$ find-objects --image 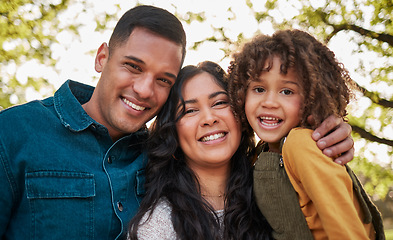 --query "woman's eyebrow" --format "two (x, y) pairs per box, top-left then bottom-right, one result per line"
(184, 99), (197, 105)
(209, 91), (228, 99)
(183, 91), (227, 106)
